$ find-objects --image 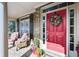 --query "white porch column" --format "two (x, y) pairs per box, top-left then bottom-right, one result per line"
(0, 2), (8, 57)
